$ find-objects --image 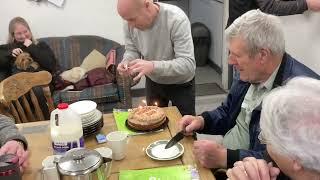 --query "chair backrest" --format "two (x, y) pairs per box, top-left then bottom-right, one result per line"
(0, 71), (54, 123)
